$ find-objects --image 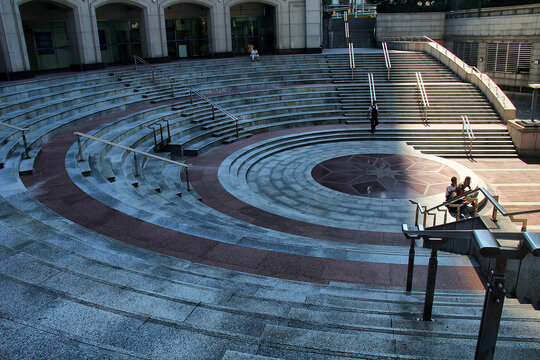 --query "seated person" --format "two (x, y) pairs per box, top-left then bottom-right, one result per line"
(456, 176), (478, 215)
(250, 48), (260, 62)
(445, 176), (459, 213)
